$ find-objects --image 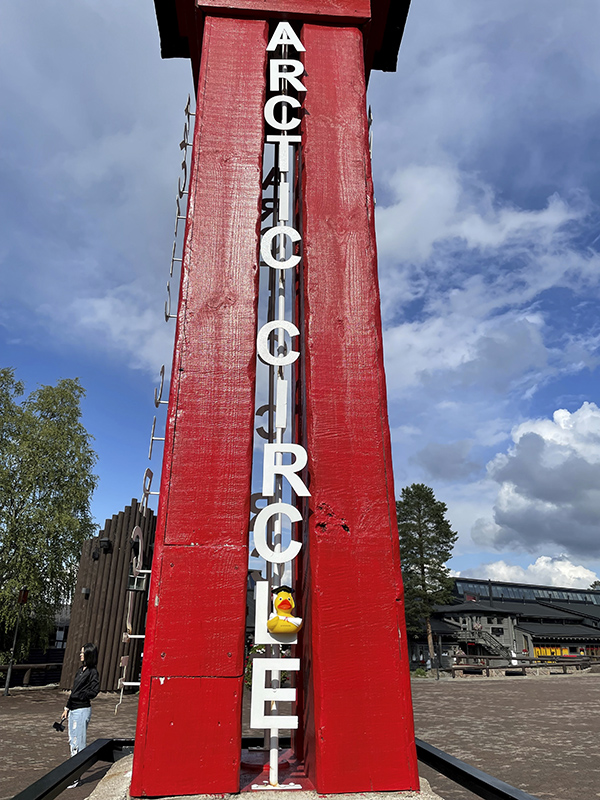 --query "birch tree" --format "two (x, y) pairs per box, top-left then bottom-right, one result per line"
(0, 369), (97, 660)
